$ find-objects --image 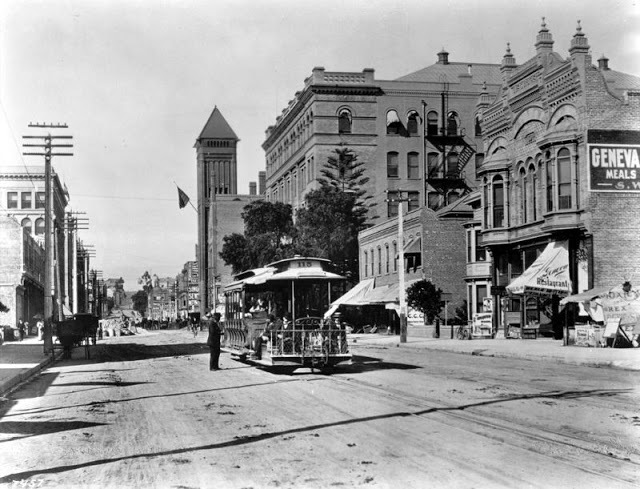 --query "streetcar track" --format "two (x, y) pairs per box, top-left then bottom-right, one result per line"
(321, 373), (640, 487)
